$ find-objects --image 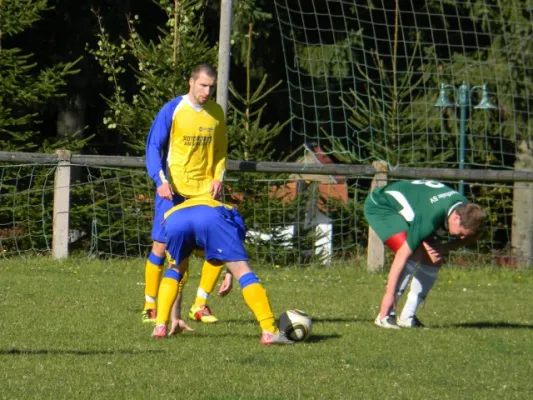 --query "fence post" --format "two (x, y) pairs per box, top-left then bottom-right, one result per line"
(53, 150), (71, 259)
(367, 160), (389, 272)
(511, 140), (533, 266)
